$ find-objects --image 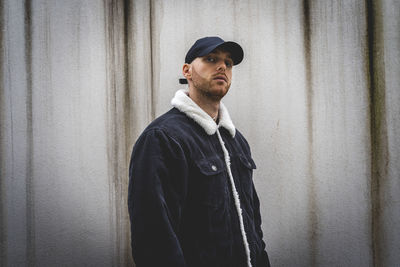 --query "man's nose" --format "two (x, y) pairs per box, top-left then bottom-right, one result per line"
(217, 62), (226, 71)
